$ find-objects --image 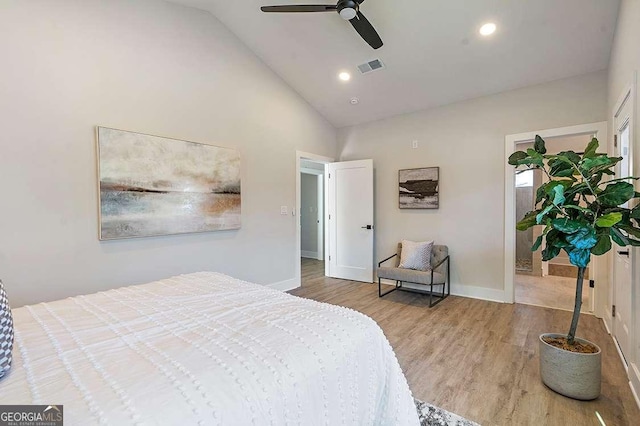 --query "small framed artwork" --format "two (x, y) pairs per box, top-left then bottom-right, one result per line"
(399, 167), (439, 209)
